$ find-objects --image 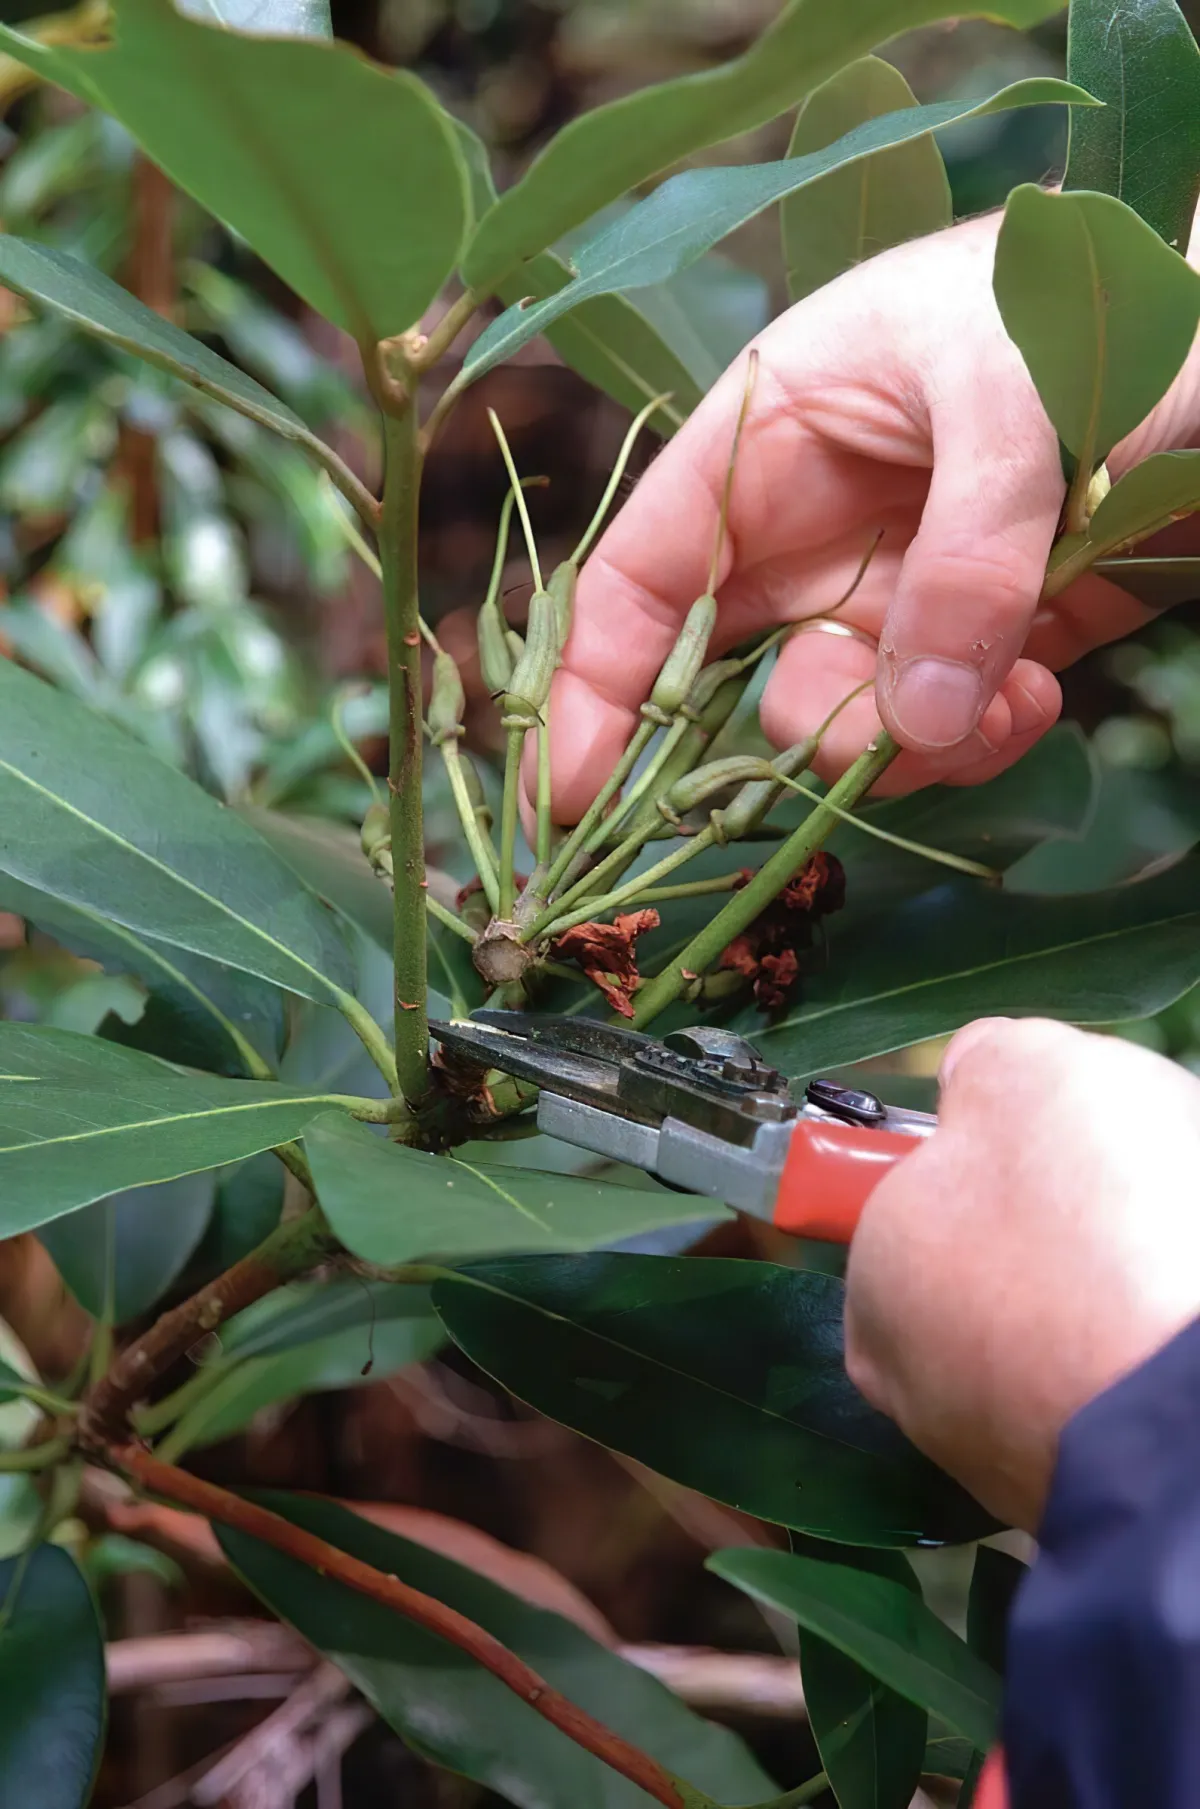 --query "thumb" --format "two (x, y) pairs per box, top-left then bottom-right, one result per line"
(877, 367), (1064, 753)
